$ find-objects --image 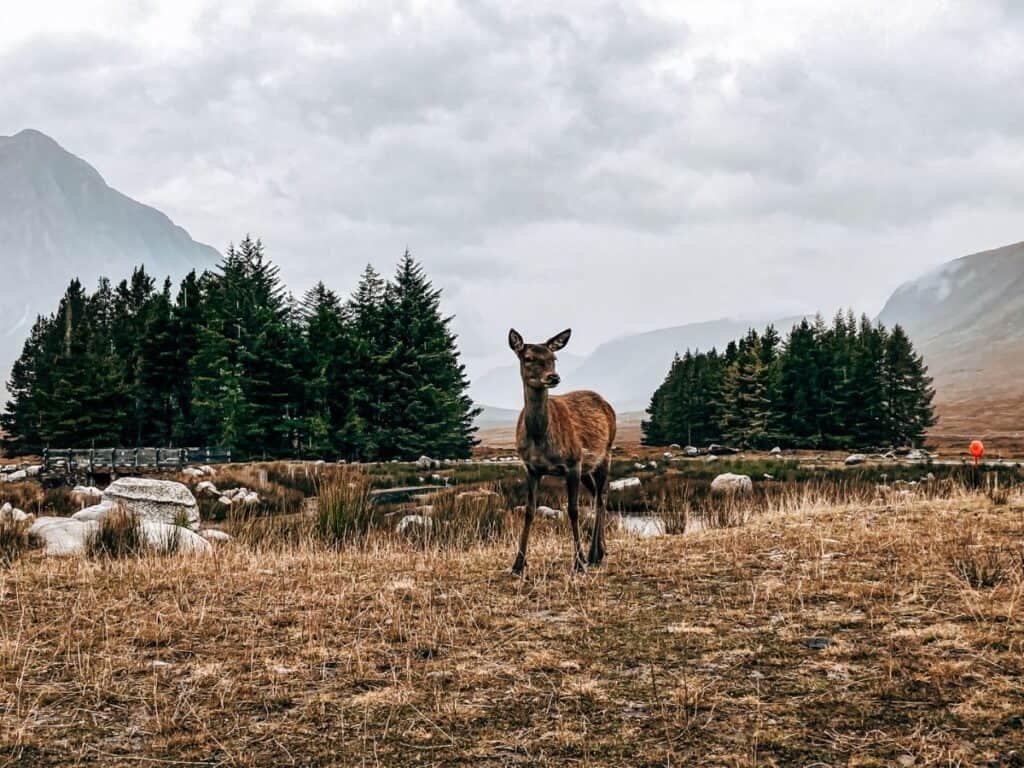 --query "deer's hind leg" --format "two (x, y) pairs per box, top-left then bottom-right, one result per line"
(587, 460), (609, 566)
